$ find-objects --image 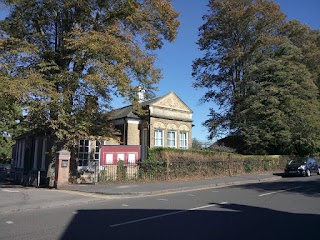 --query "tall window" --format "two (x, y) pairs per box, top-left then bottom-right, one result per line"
(78, 139), (89, 166)
(94, 141), (100, 161)
(168, 130), (176, 148)
(180, 131), (188, 149)
(154, 129), (164, 147)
